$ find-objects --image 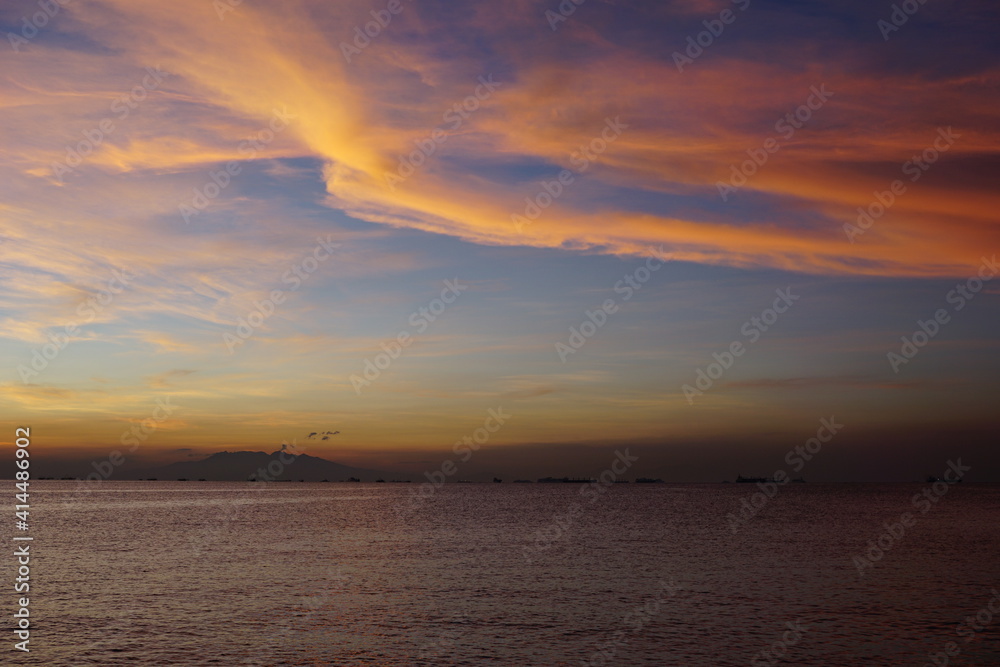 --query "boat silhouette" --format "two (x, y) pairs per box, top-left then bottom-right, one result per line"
(735, 475), (771, 483)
